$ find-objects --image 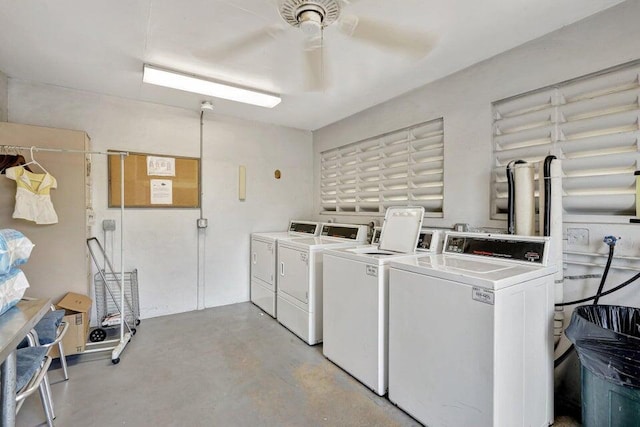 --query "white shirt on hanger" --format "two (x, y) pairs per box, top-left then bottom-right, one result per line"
(5, 165), (59, 224)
